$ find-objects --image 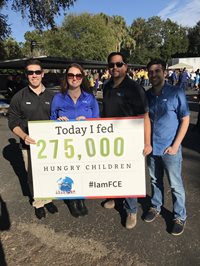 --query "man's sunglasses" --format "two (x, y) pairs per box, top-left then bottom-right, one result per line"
(108, 62), (125, 68)
(26, 70), (42, 75)
(67, 73), (83, 80)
